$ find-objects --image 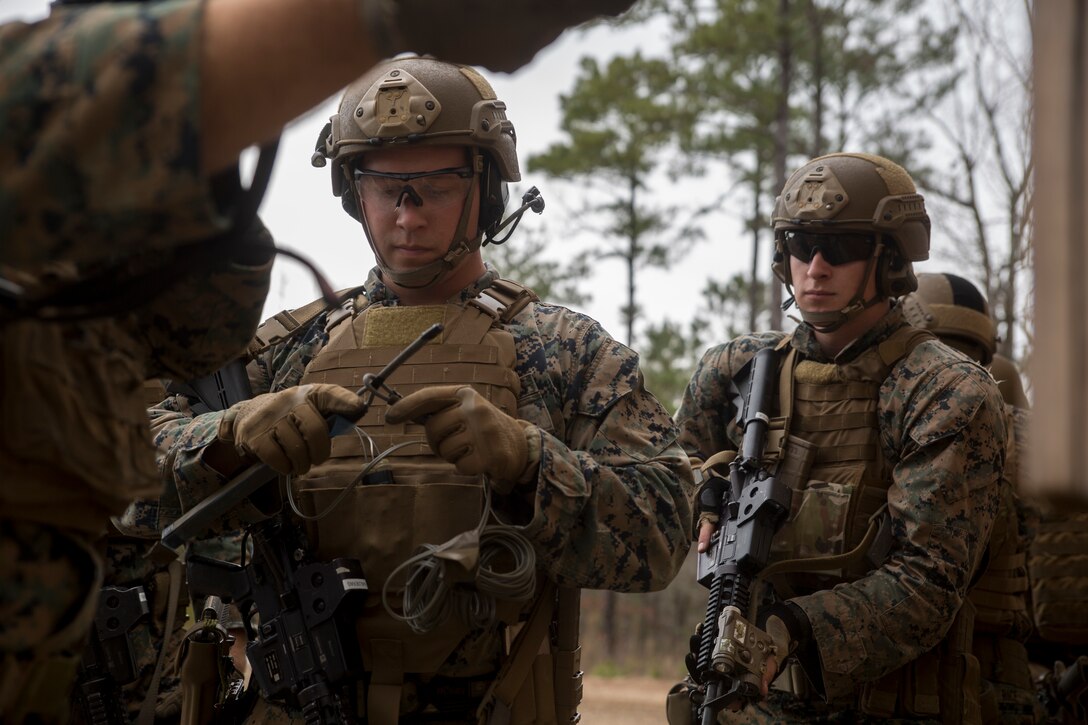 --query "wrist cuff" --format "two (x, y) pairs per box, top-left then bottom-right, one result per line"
(759, 601), (813, 651)
(516, 420), (541, 487)
(217, 408), (238, 443)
